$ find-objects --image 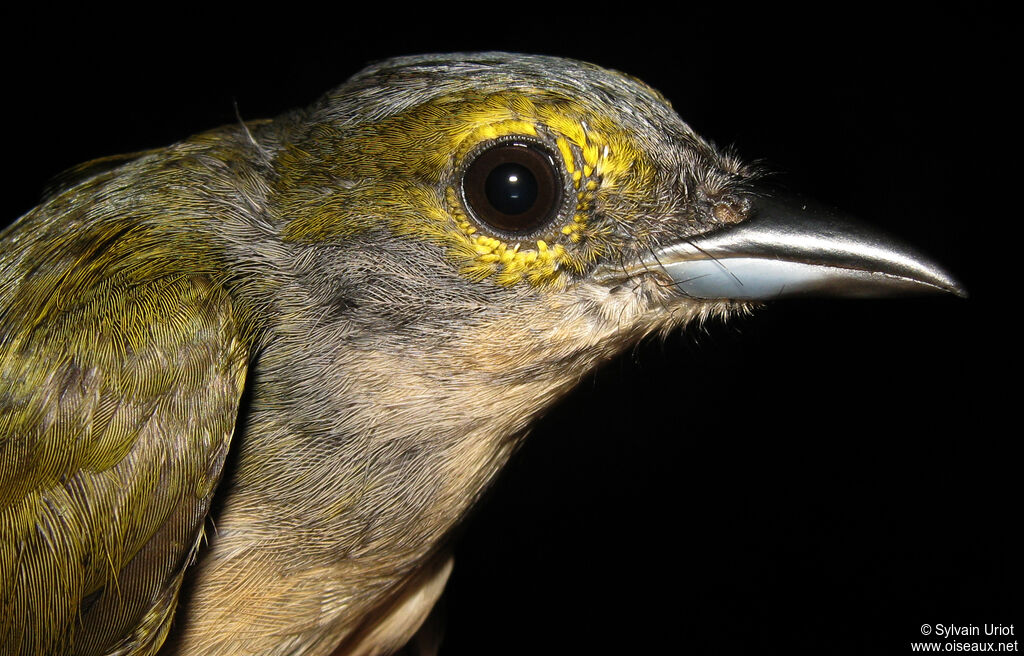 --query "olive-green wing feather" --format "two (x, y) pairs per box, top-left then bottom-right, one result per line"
(0, 216), (248, 655)
(41, 149), (165, 200)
